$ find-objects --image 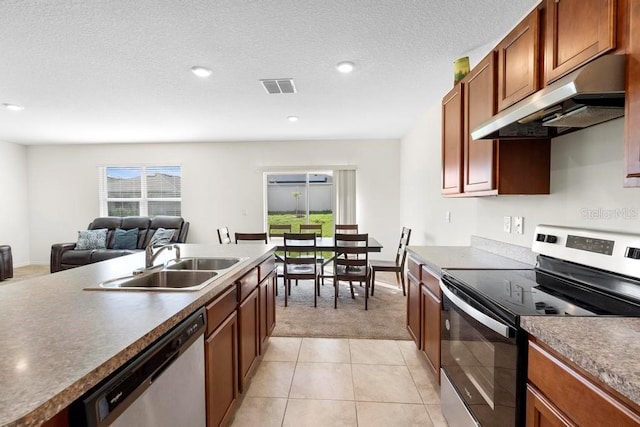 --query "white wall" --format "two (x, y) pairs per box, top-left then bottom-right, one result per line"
(0, 141), (30, 266)
(400, 102), (640, 248)
(27, 139), (400, 263)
